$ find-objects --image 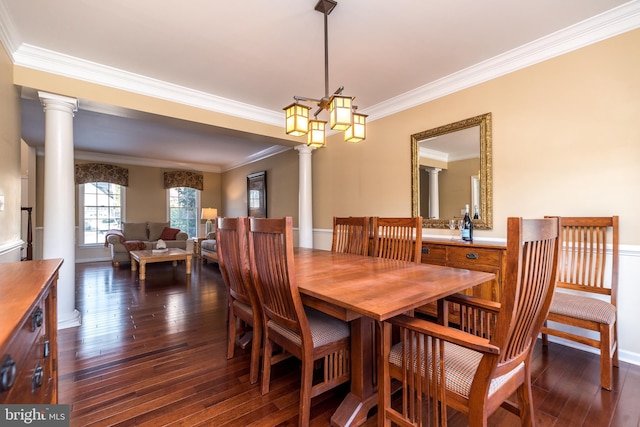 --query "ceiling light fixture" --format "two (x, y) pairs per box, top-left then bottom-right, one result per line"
(283, 0), (366, 148)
